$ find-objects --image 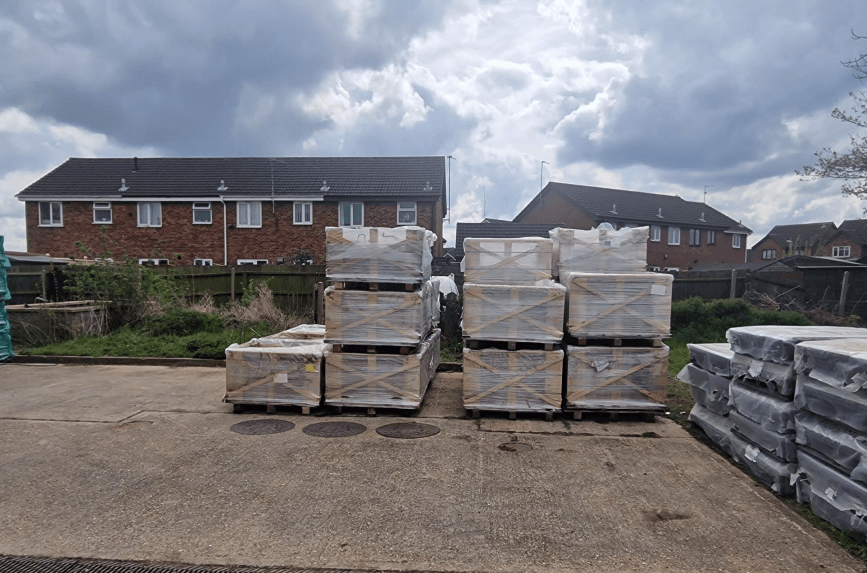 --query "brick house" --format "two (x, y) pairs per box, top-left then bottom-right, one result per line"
(16, 156), (447, 265)
(747, 222), (837, 262)
(512, 182), (751, 272)
(825, 219), (867, 261)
